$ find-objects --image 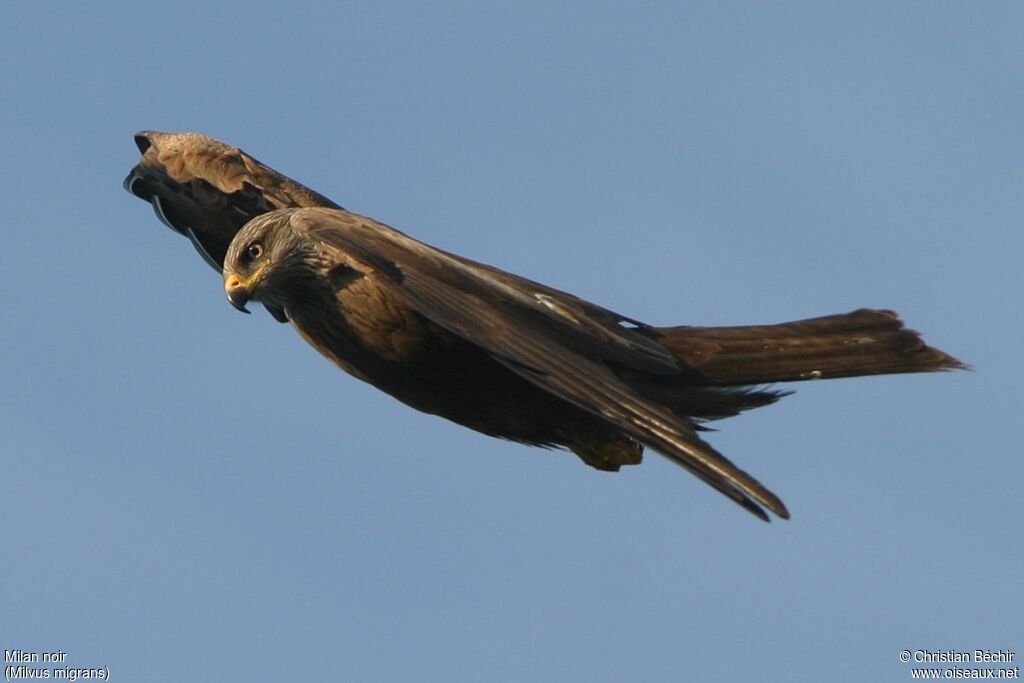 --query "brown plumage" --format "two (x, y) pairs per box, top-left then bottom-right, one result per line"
(123, 132), (339, 263)
(125, 131), (965, 521)
(123, 130), (340, 321)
